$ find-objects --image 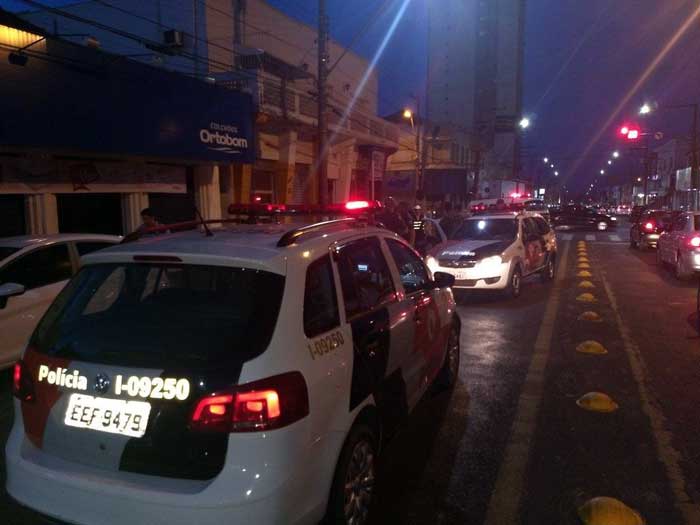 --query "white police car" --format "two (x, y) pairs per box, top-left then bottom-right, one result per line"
(6, 206), (460, 525)
(425, 211), (557, 297)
